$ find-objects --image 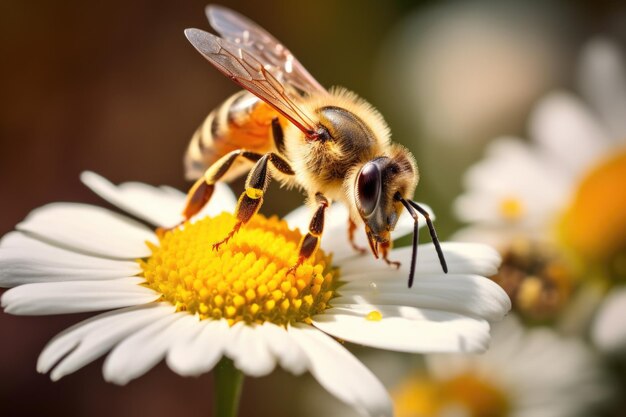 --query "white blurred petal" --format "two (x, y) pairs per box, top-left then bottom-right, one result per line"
(0, 232), (140, 287)
(37, 303), (174, 380)
(103, 312), (198, 385)
(456, 137), (570, 226)
(166, 319), (230, 376)
(257, 322), (309, 375)
(225, 322), (276, 377)
(1, 278), (159, 315)
(289, 324), (393, 417)
(530, 92), (610, 175)
(16, 203), (156, 259)
(338, 273), (510, 321)
(591, 287), (626, 353)
(578, 37), (626, 140)
(81, 171), (237, 228)
(427, 316), (612, 416)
